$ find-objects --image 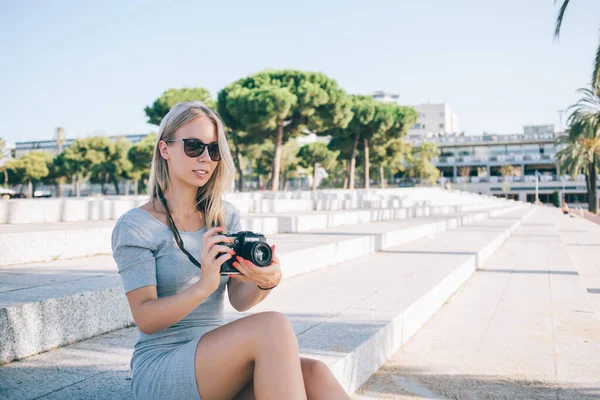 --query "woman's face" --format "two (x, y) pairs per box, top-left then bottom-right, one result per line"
(160, 116), (220, 187)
